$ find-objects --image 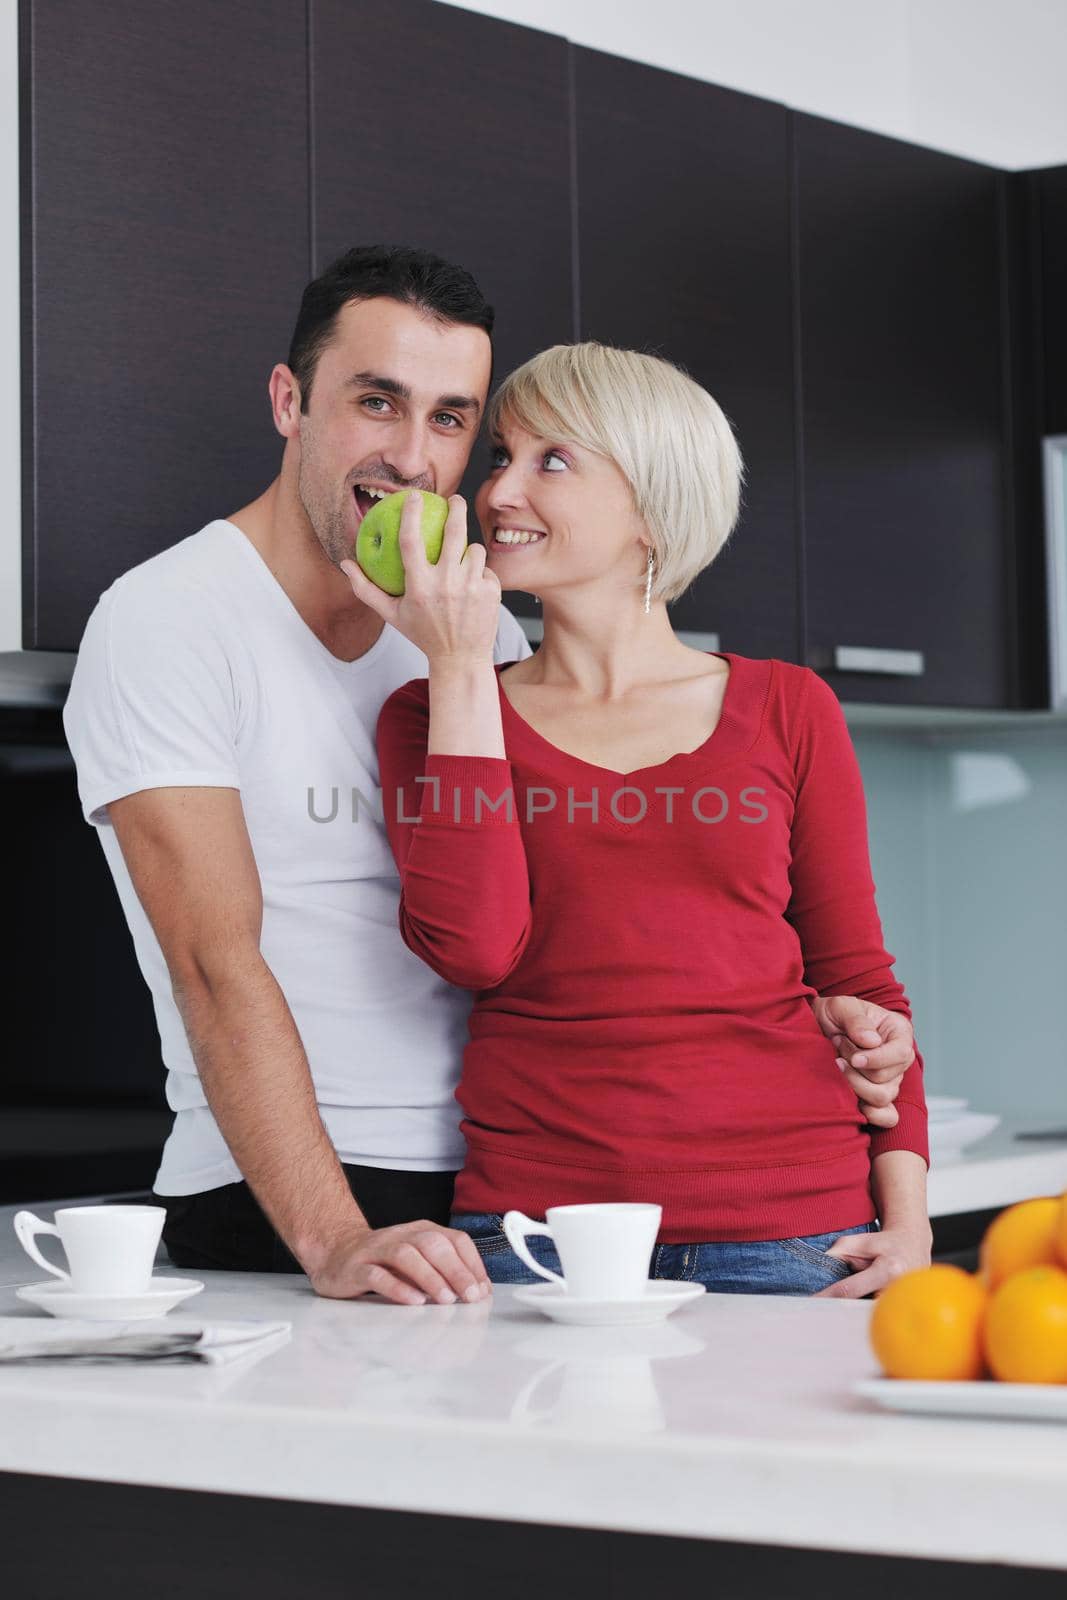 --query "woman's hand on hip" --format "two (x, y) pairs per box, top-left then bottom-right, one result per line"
(811, 1219), (934, 1300)
(340, 492), (501, 665)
